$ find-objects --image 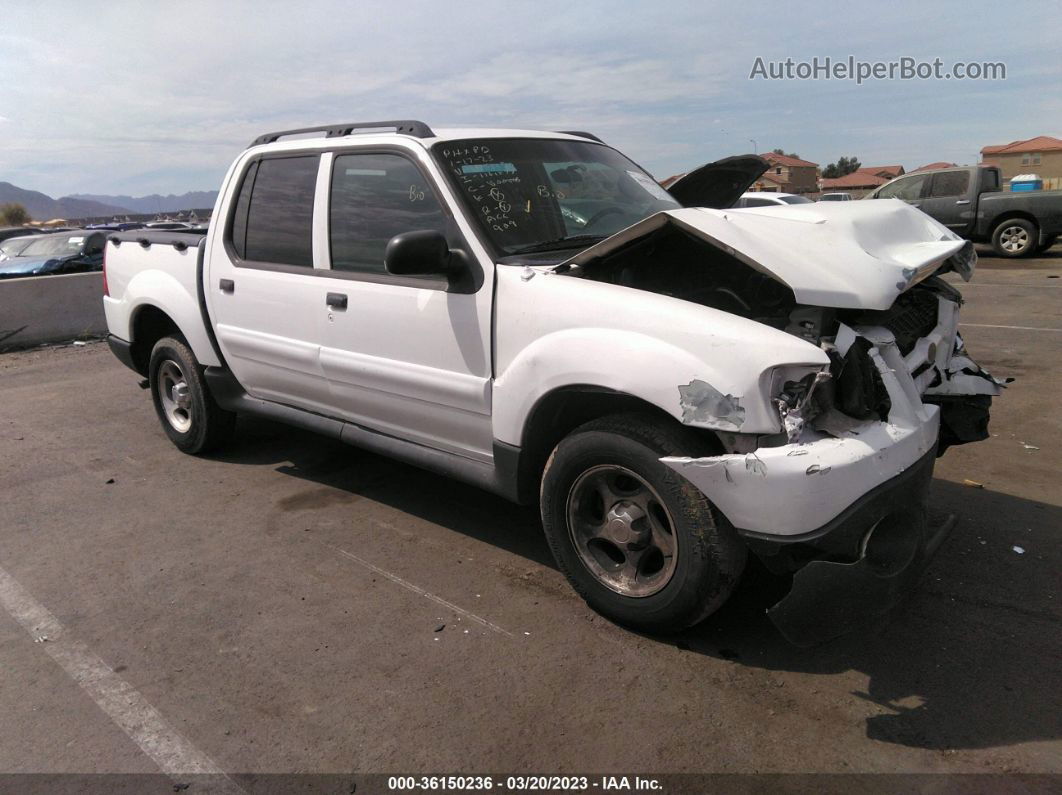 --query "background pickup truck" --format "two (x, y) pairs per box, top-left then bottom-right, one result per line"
(102, 119), (1003, 645)
(866, 164), (1062, 257)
